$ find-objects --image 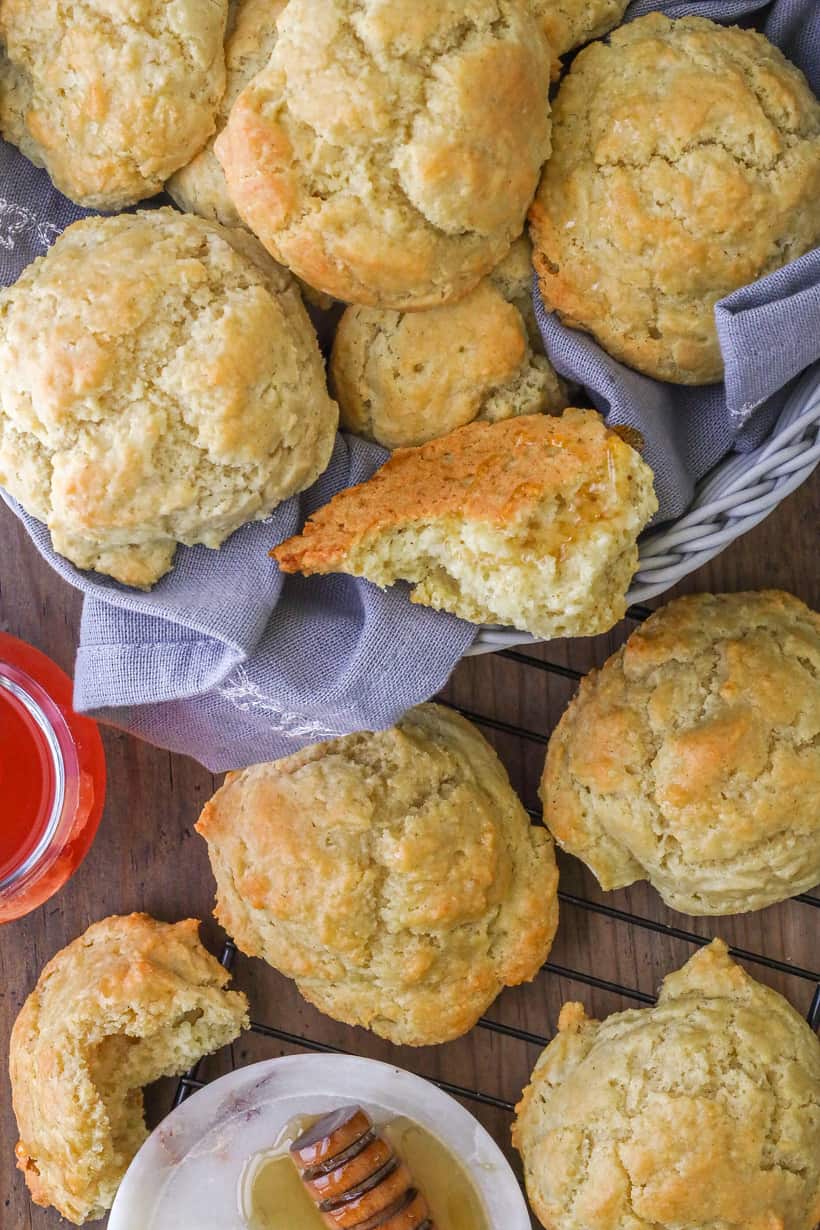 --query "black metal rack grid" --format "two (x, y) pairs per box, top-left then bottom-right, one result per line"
(173, 605), (820, 1127)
